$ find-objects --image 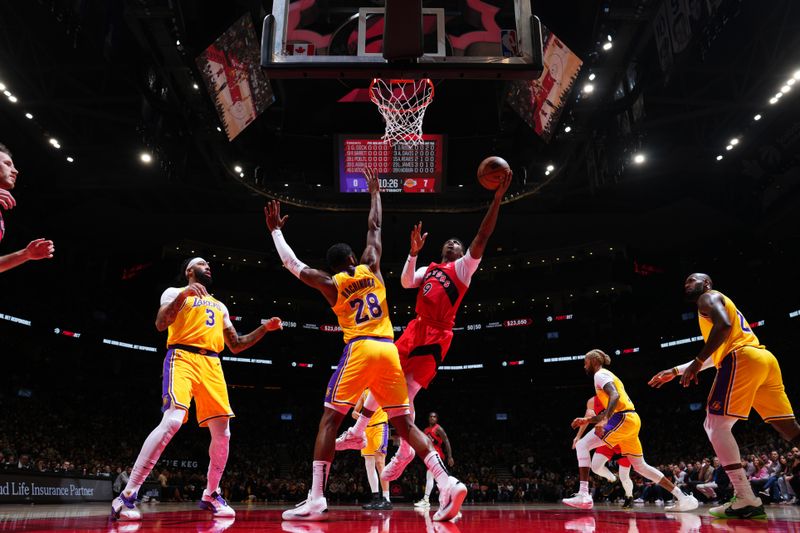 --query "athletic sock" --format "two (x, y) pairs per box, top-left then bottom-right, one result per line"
(311, 460), (330, 500)
(671, 487), (687, 500)
(727, 468), (758, 504)
(383, 490), (390, 501)
(423, 451), (450, 488)
(579, 481), (589, 495)
(353, 413), (370, 434)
